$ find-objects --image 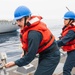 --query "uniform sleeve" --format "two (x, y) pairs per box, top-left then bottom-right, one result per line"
(57, 30), (75, 47)
(15, 31), (42, 67)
